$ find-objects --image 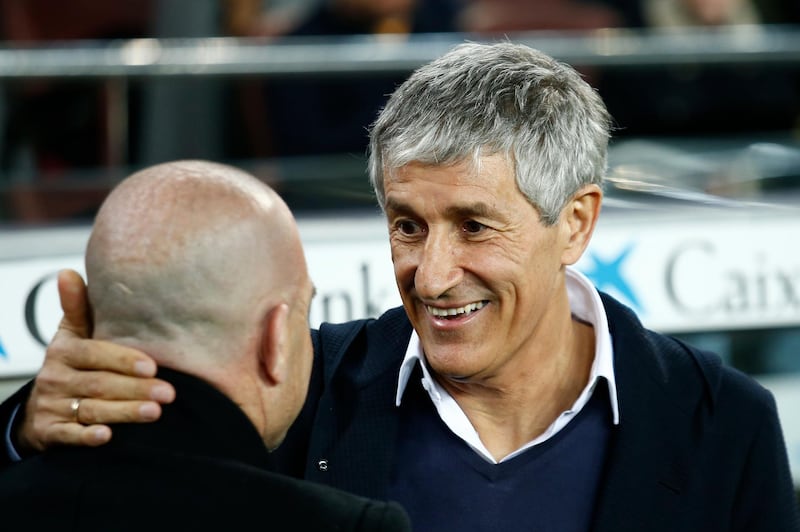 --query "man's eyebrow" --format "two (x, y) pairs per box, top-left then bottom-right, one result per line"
(384, 199), (498, 220)
(383, 197), (413, 215)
